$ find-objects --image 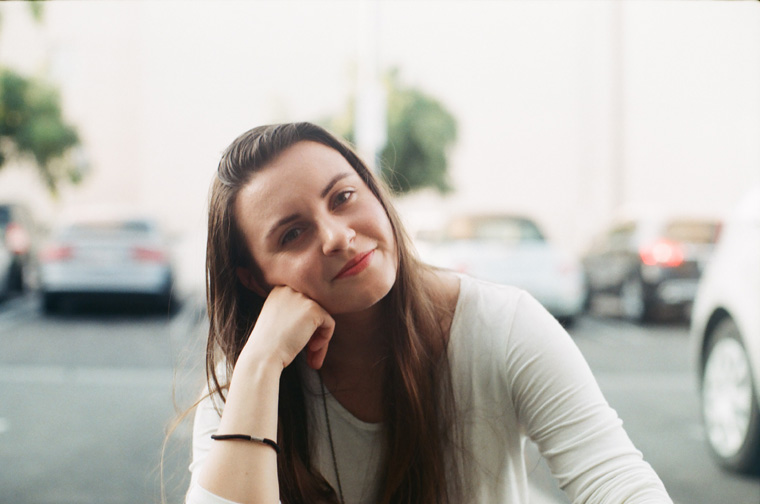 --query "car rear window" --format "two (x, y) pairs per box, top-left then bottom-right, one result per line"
(62, 220), (154, 238)
(447, 216), (545, 242)
(664, 221), (720, 244)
